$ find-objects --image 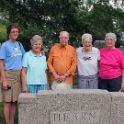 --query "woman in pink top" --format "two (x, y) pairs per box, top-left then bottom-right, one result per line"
(99, 33), (124, 92)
